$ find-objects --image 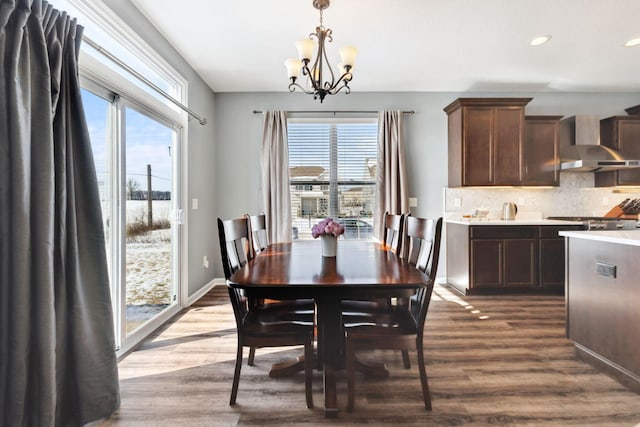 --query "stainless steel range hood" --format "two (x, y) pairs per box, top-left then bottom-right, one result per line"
(559, 115), (640, 172)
